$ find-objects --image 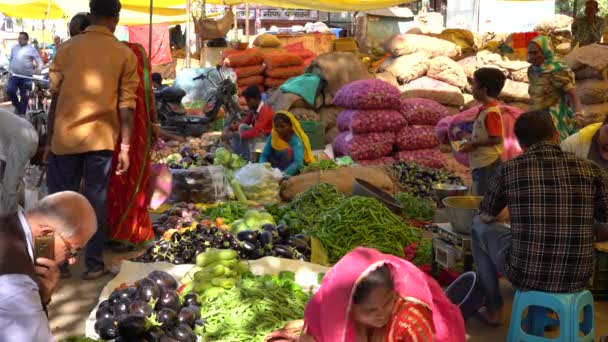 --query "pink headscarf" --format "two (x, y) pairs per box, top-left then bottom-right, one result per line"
(304, 247), (466, 342)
